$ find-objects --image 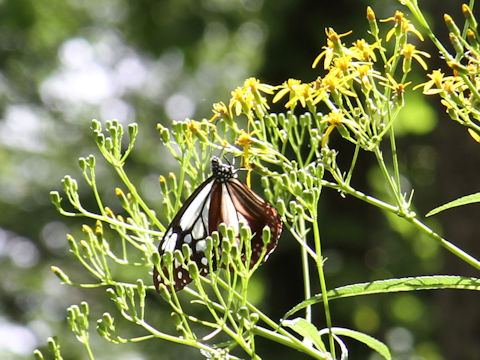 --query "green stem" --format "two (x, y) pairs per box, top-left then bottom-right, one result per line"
(253, 325), (328, 359)
(389, 127), (401, 197)
(345, 144), (360, 186)
(402, 0), (451, 60)
(138, 319), (222, 355)
(322, 181), (480, 269)
(59, 205), (163, 237)
(114, 165), (165, 232)
(299, 217), (312, 324)
(374, 147), (404, 209)
(186, 281), (327, 359)
(84, 342), (95, 360)
(409, 217), (480, 270)
(312, 217), (335, 359)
